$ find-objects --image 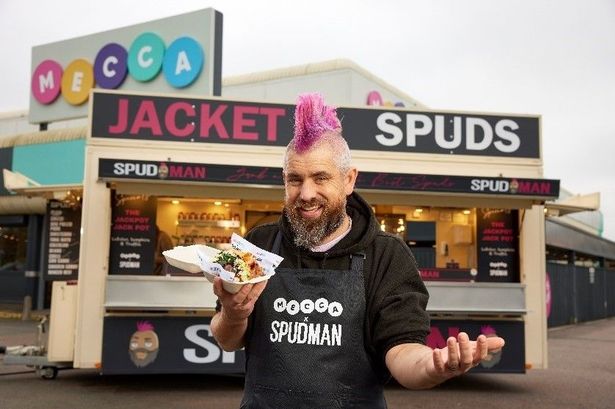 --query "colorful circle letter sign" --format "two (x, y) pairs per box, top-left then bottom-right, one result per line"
(61, 59), (94, 105)
(128, 32), (165, 82)
(366, 91), (383, 106)
(162, 36), (204, 88)
(31, 60), (63, 104)
(94, 43), (128, 89)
